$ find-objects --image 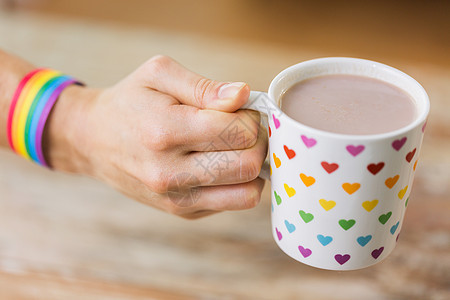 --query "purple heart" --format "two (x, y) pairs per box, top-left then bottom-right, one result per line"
(272, 114), (280, 129)
(298, 245), (312, 258)
(346, 145), (365, 157)
(392, 137), (407, 151)
(334, 254), (351, 265)
(275, 227), (282, 241)
(301, 135), (317, 148)
(371, 247), (384, 259)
